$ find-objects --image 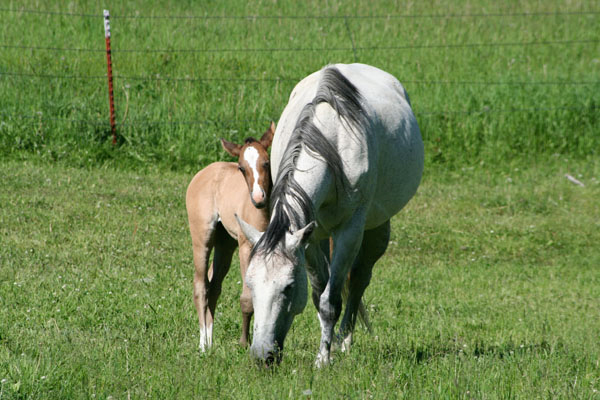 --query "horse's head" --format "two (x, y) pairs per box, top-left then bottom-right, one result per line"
(221, 122), (275, 209)
(235, 214), (315, 365)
